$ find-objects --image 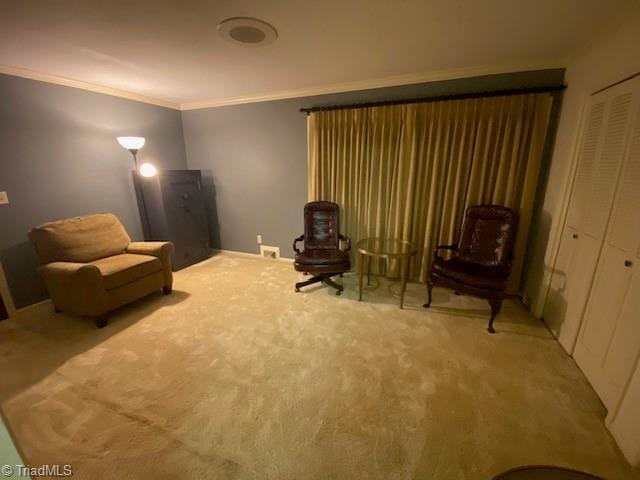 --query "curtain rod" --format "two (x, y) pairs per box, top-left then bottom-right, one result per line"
(299, 85), (566, 114)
